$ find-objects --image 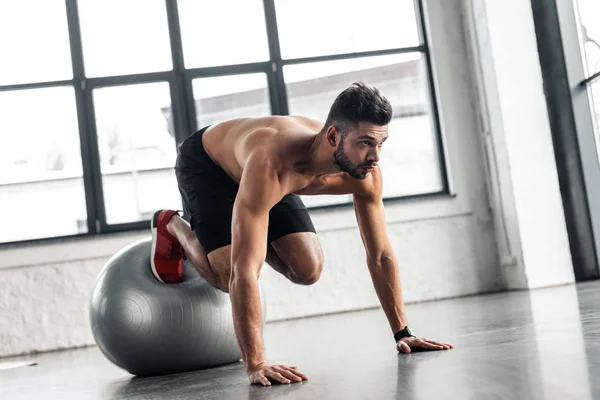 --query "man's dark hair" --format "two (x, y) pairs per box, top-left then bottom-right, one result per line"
(321, 82), (393, 136)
